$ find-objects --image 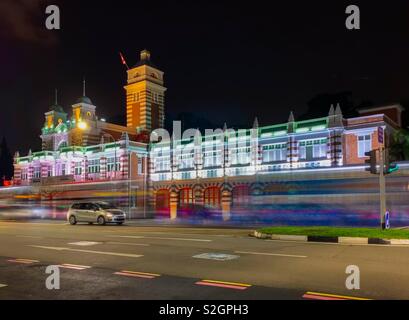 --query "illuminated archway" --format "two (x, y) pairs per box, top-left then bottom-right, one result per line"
(232, 185), (250, 206)
(203, 187), (221, 207)
(156, 189), (170, 216)
(179, 188), (194, 207)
